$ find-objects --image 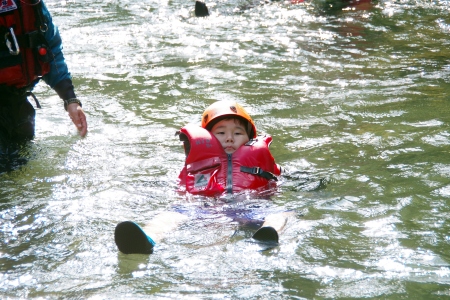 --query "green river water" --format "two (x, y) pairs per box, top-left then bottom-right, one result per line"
(1, 0), (450, 298)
